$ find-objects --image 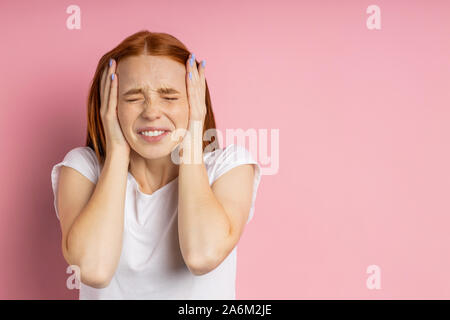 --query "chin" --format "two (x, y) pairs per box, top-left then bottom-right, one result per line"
(135, 144), (174, 159)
